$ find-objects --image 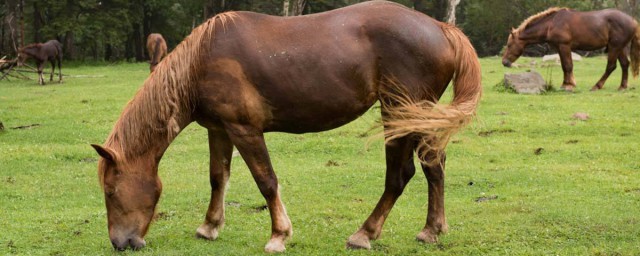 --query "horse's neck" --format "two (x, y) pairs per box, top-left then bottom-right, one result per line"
(108, 83), (195, 161)
(520, 17), (554, 42)
(24, 47), (41, 59)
